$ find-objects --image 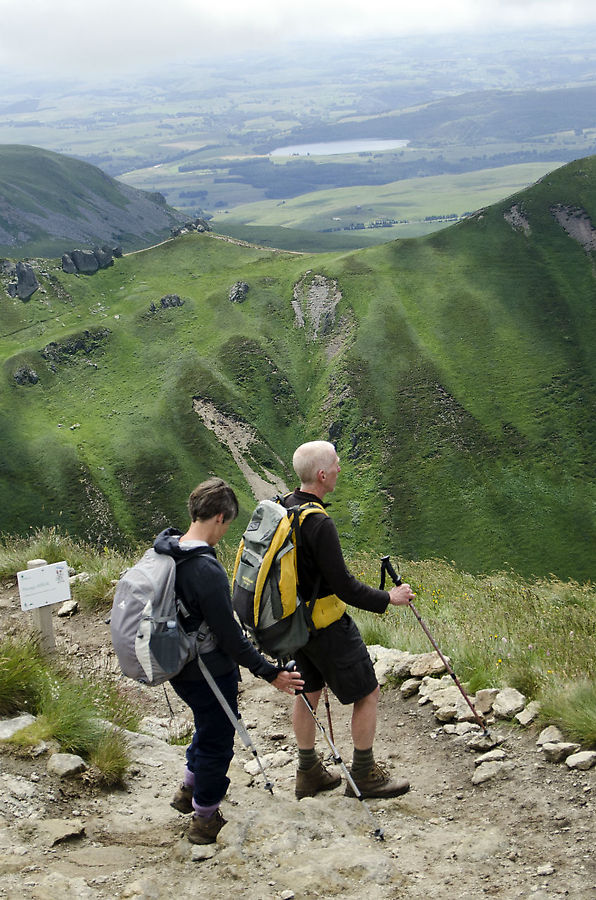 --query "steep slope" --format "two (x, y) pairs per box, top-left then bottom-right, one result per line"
(0, 145), (186, 256)
(1, 158), (595, 581)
